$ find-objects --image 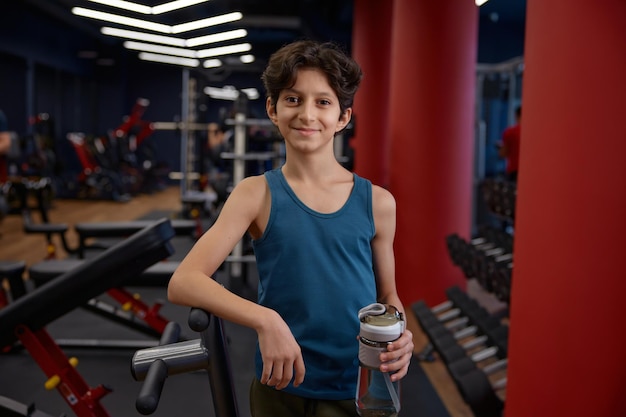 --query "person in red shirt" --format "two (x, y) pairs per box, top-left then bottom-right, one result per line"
(0, 109), (10, 183)
(498, 106), (521, 182)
